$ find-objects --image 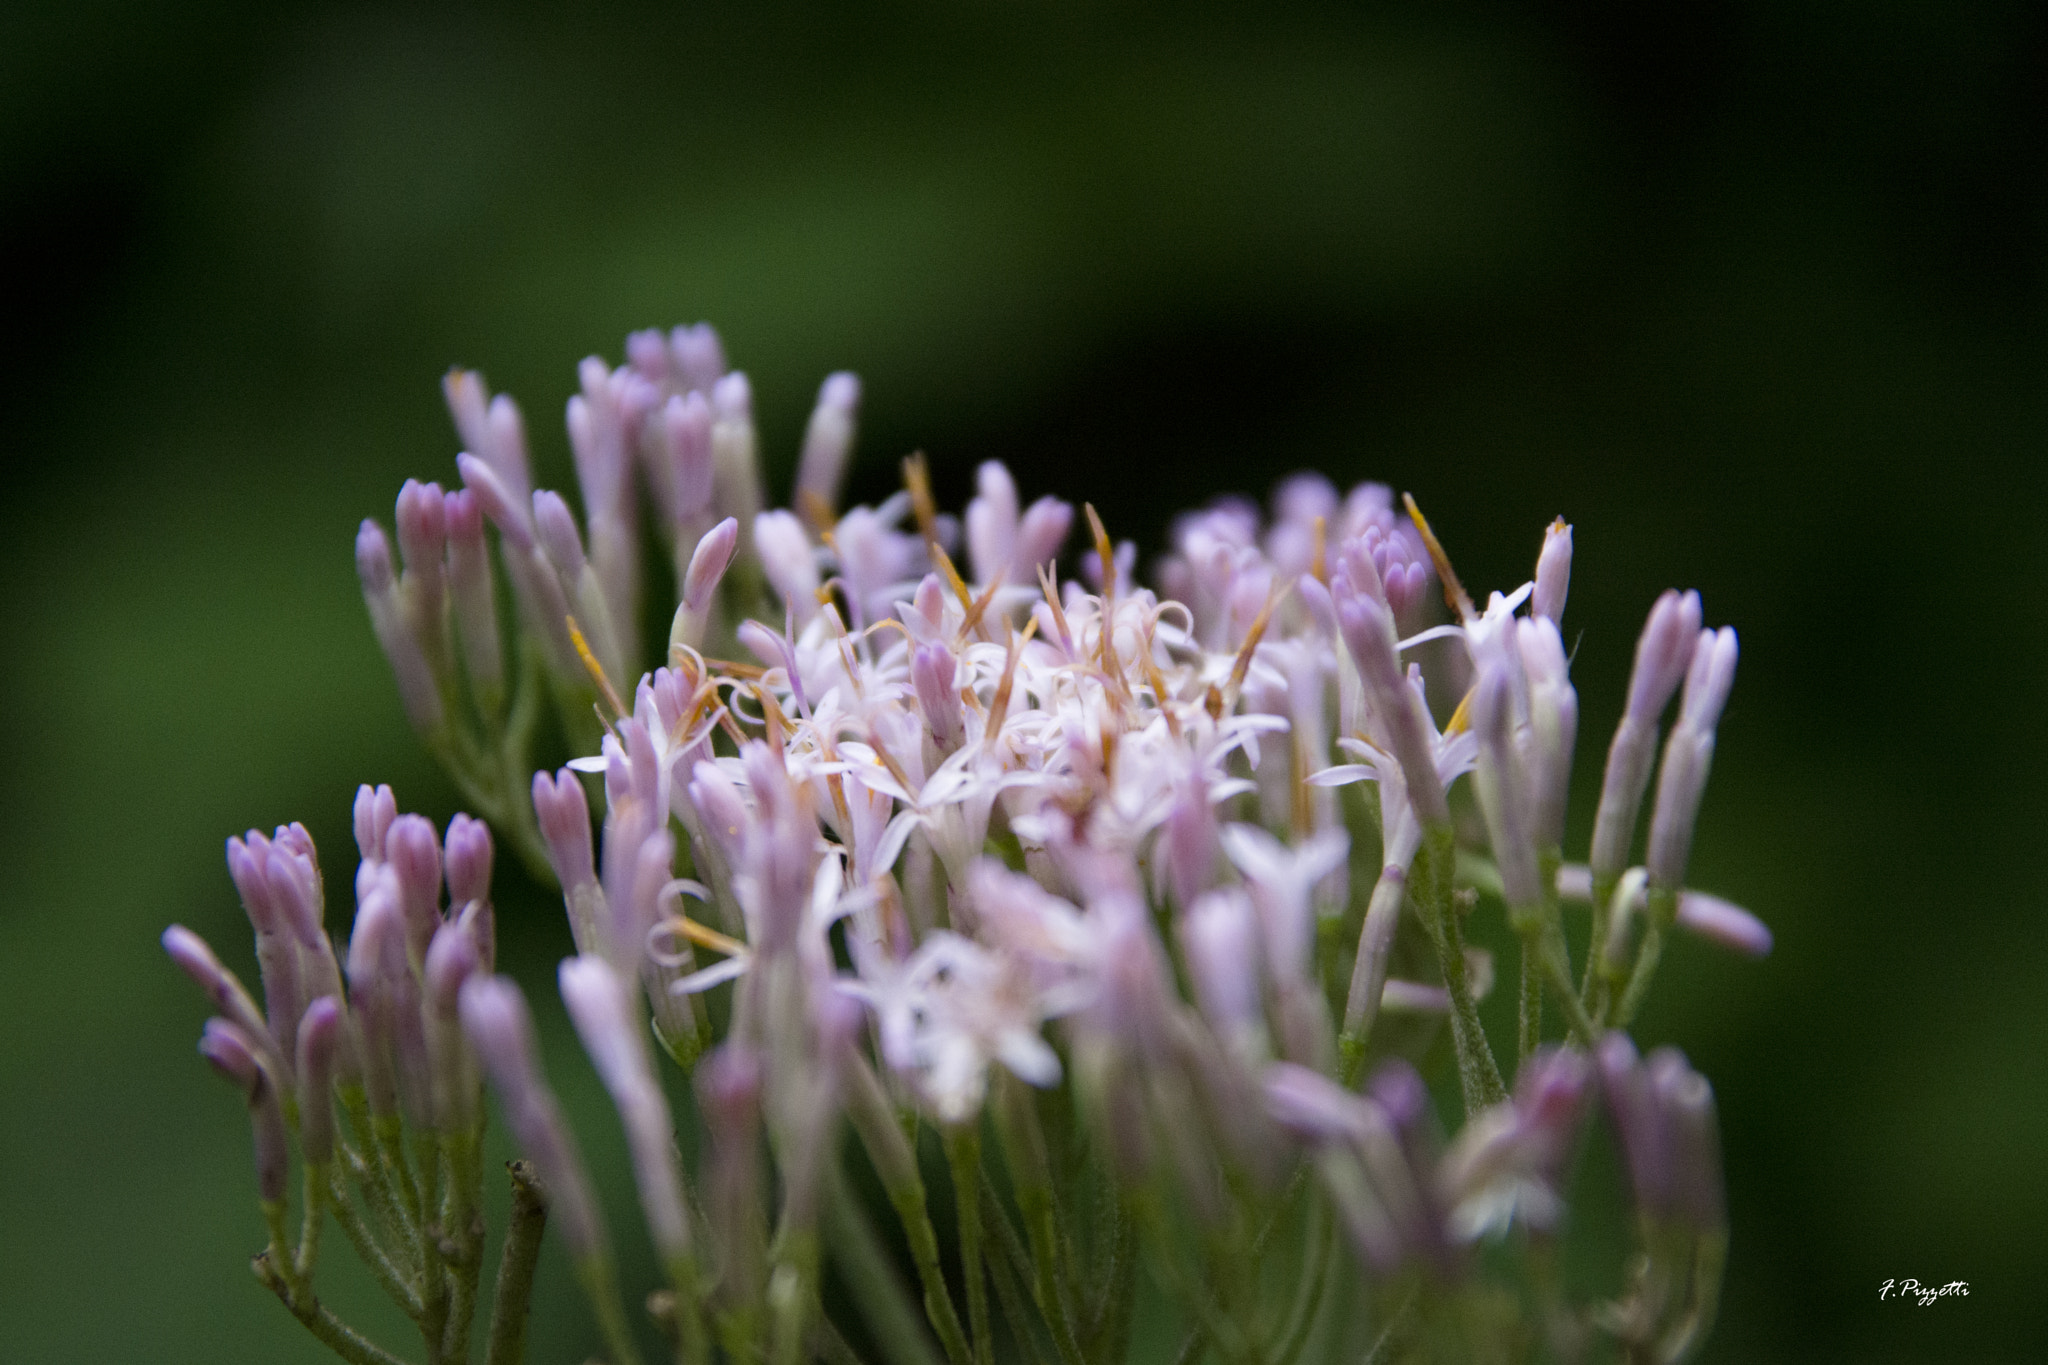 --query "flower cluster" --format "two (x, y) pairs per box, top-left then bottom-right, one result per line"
(169, 323), (1767, 1365)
